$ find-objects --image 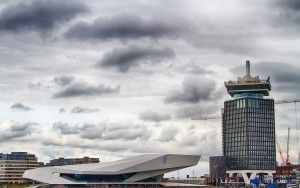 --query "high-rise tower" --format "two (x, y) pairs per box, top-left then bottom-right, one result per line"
(222, 61), (276, 182)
